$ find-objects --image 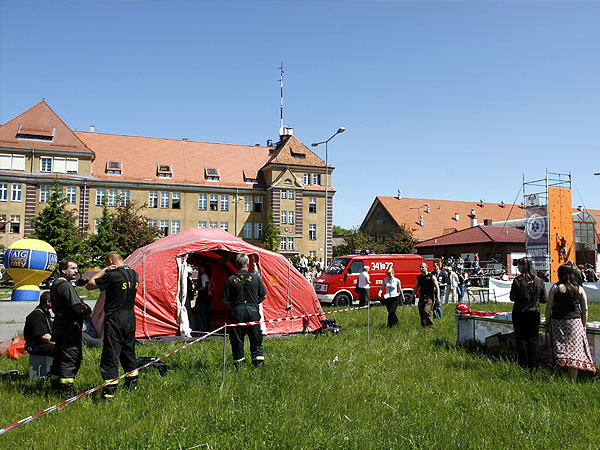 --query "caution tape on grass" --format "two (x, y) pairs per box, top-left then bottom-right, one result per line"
(0, 304), (370, 435)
